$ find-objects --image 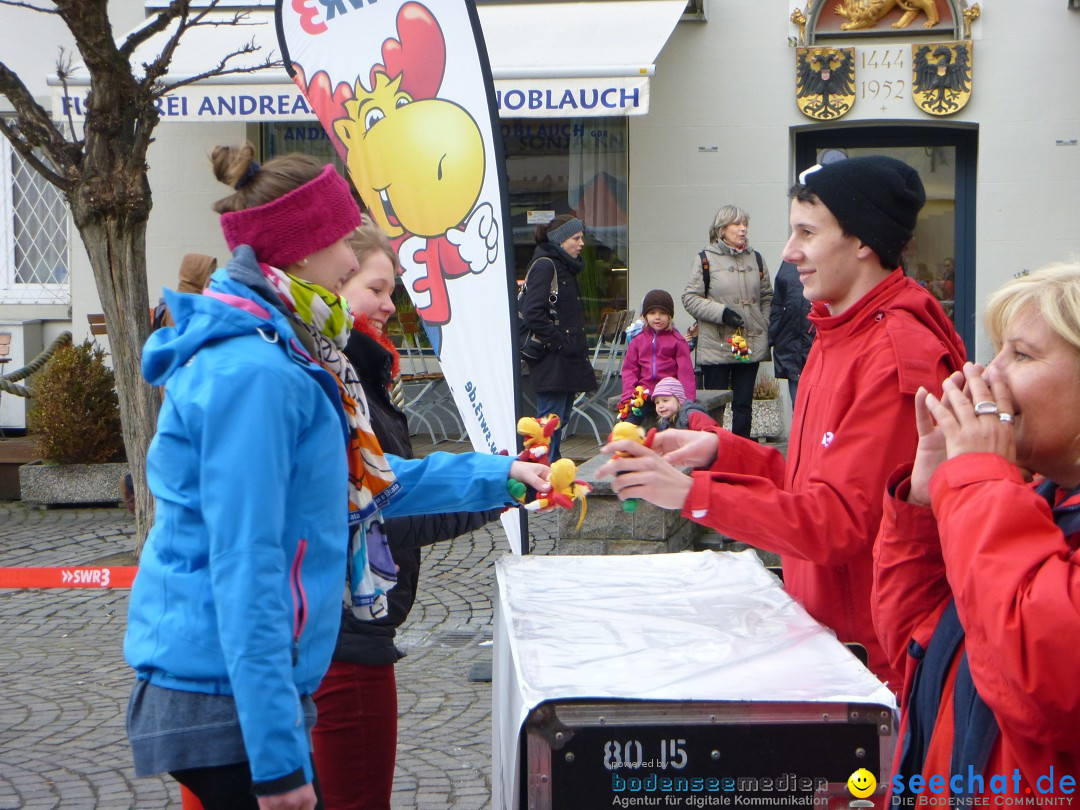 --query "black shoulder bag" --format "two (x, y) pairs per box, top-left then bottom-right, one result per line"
(517, 259), (560, 362)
